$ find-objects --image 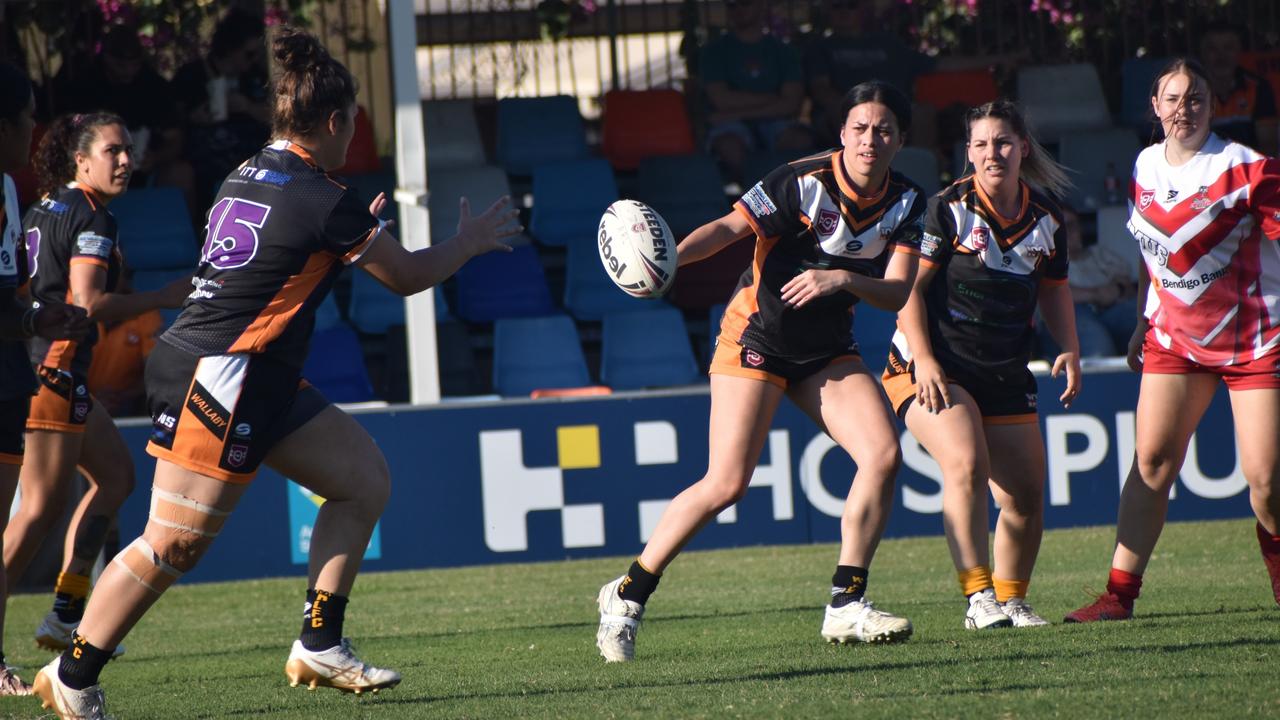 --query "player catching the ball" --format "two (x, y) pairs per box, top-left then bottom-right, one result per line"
(33, 27), (519, 719)
(596, 81), (925, 661)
